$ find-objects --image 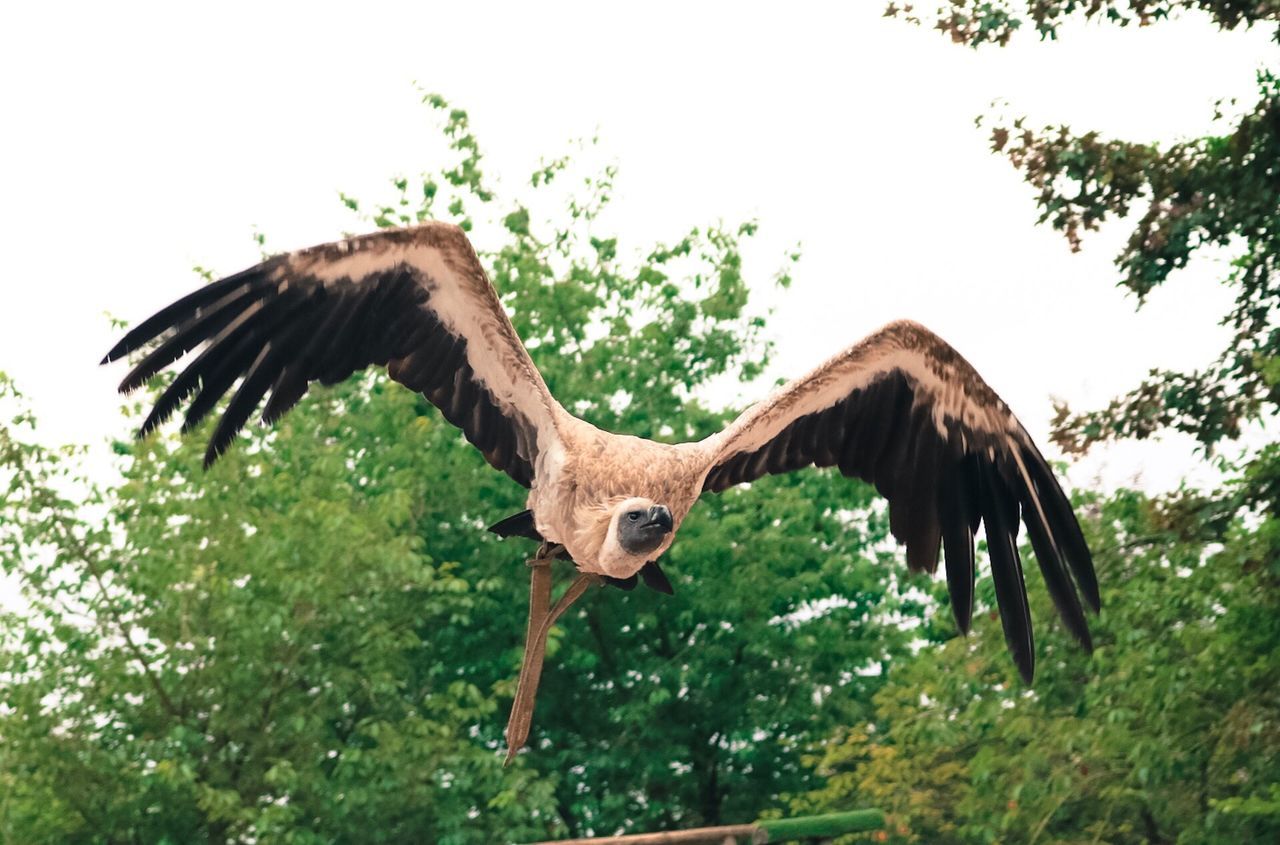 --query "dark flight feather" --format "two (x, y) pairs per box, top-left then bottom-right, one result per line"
(489, 510), (543, 541)
(118, 285), (258, 392)
(602, 575), (638, 591)
(101, 268), (263, 365)
(978, 461), (1035, 683)
(938, 460), (977, 635)
(639, 561), (675, 595)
